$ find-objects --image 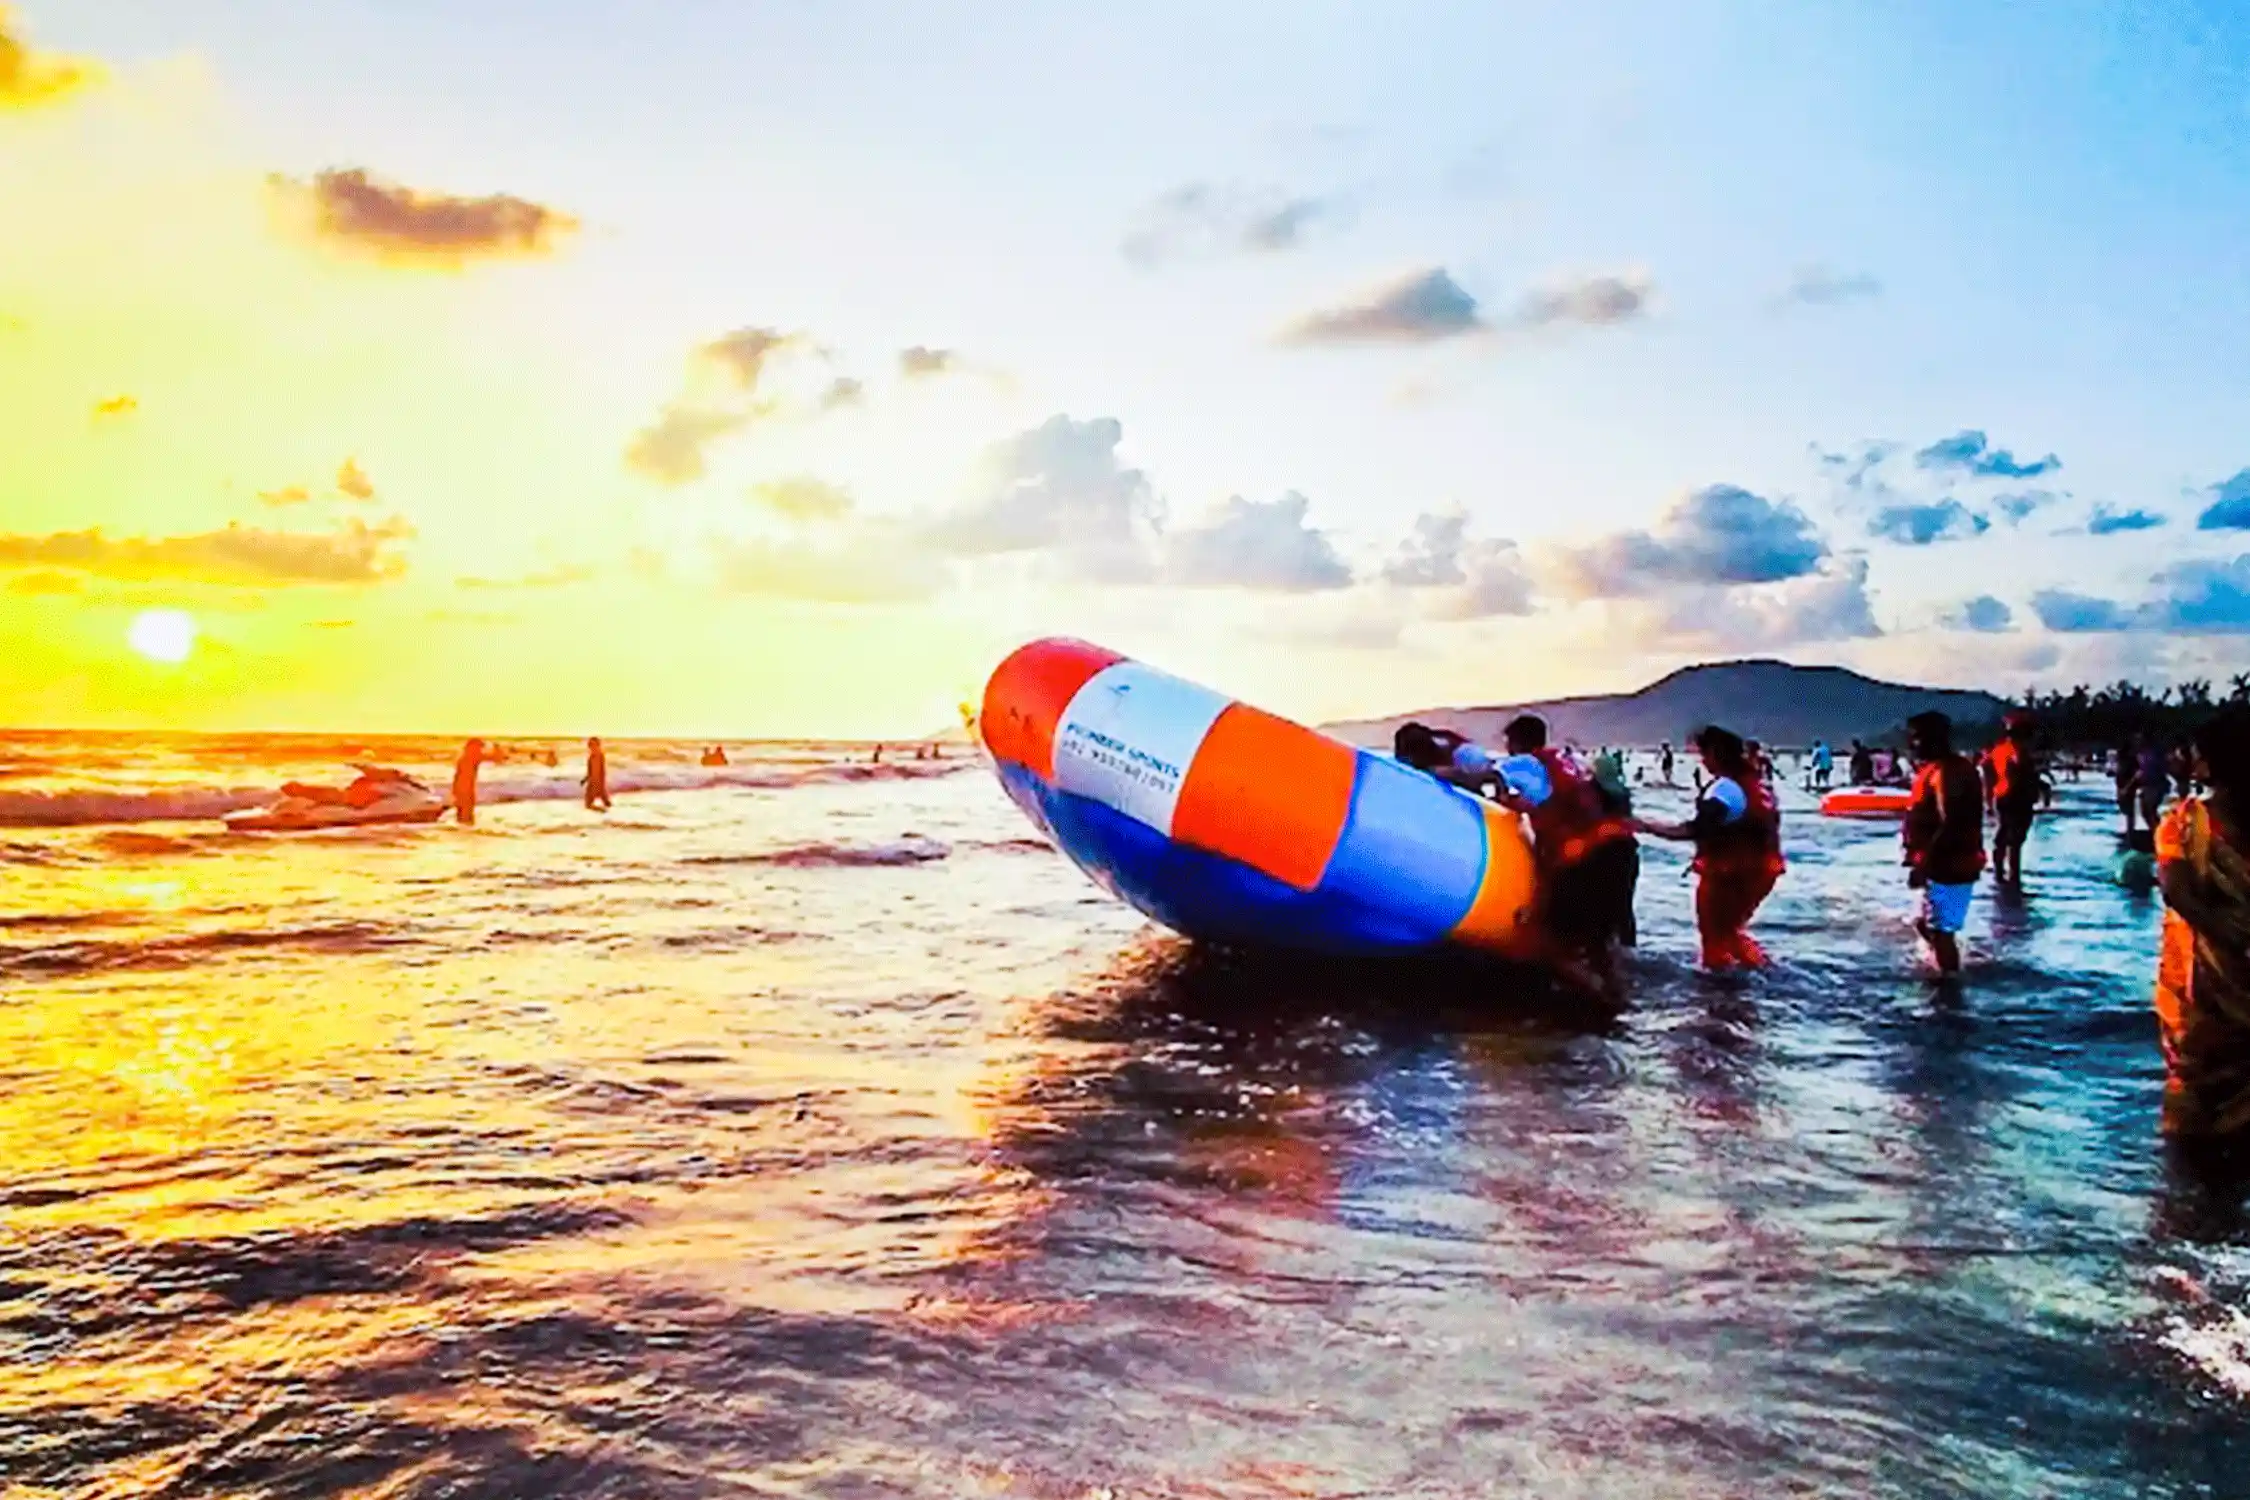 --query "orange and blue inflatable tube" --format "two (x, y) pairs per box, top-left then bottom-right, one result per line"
(979, 638), (1538, 959)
